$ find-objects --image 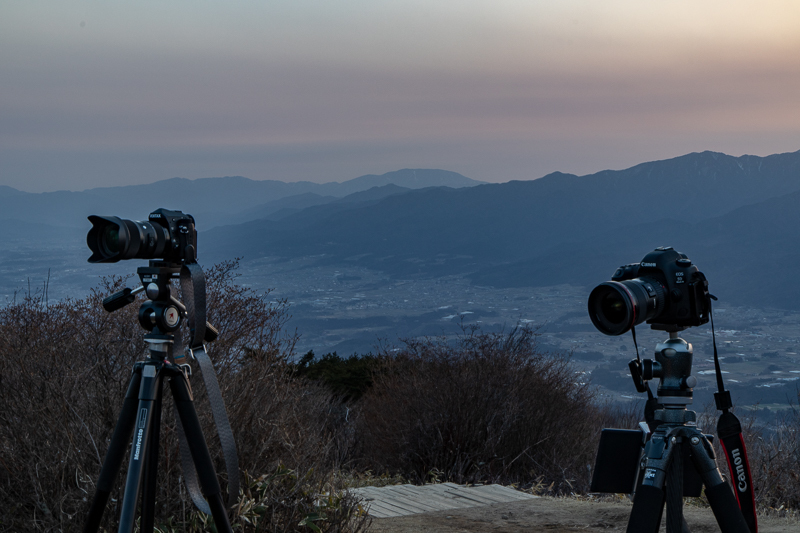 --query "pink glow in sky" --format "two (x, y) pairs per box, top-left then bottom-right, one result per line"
(2, 1), (800, 191)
